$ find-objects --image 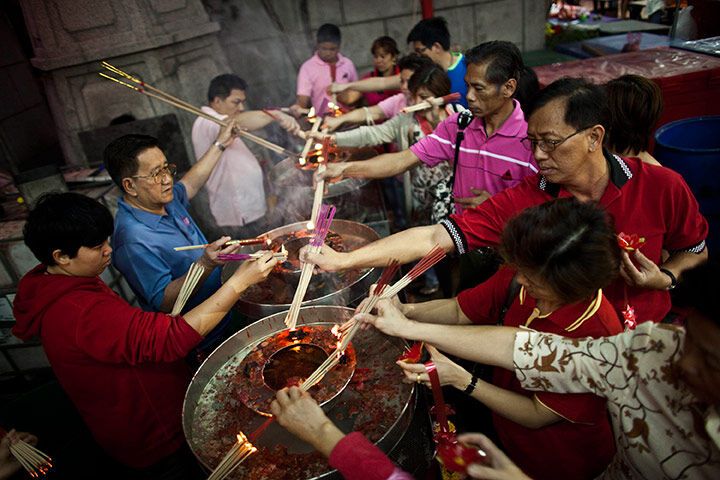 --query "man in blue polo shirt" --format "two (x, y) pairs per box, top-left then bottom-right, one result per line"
(407, 17), (468, 108)
(105, 121), (240, 360)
